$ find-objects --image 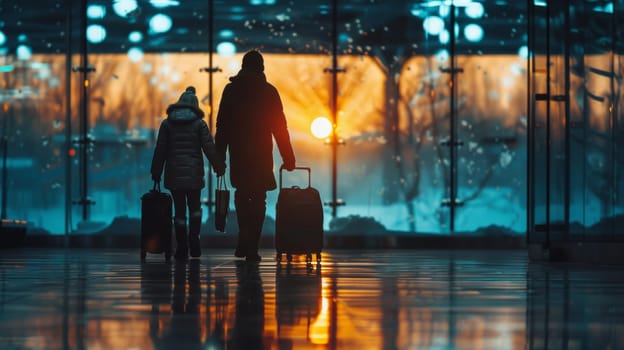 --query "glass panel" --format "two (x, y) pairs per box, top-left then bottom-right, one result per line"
(580, 2), (617, 239)
(455, 1), (528, 234)
(546, 1), (568, 241)
(397, 5), (452, 233)
(529, 2), (549, 244)
(1, 1), (69, 234)
(615, 1), (624, 240)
